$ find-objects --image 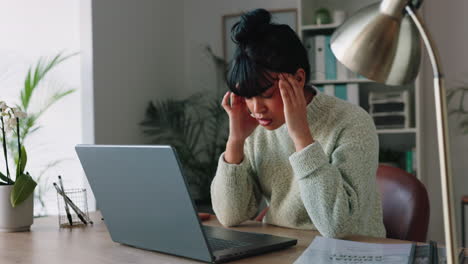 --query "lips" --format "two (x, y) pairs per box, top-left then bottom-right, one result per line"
(257, 118), (272, 126)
